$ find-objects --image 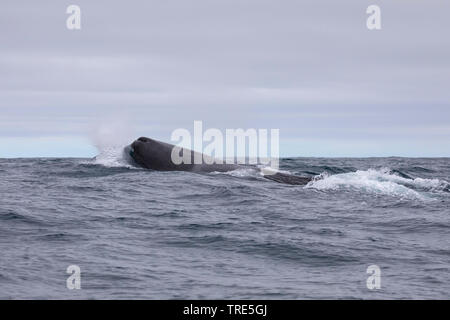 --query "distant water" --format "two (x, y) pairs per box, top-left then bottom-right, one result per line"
(0, 152), (449, 299)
